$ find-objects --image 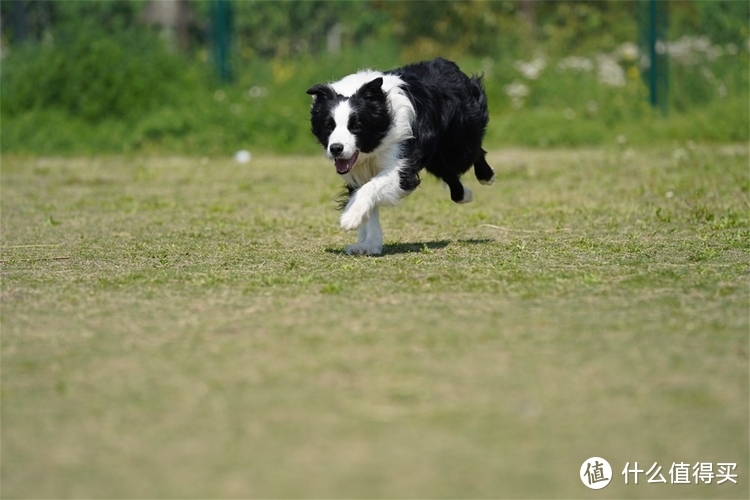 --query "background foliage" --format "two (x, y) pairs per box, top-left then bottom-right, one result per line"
(1, 0), (748, 155)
